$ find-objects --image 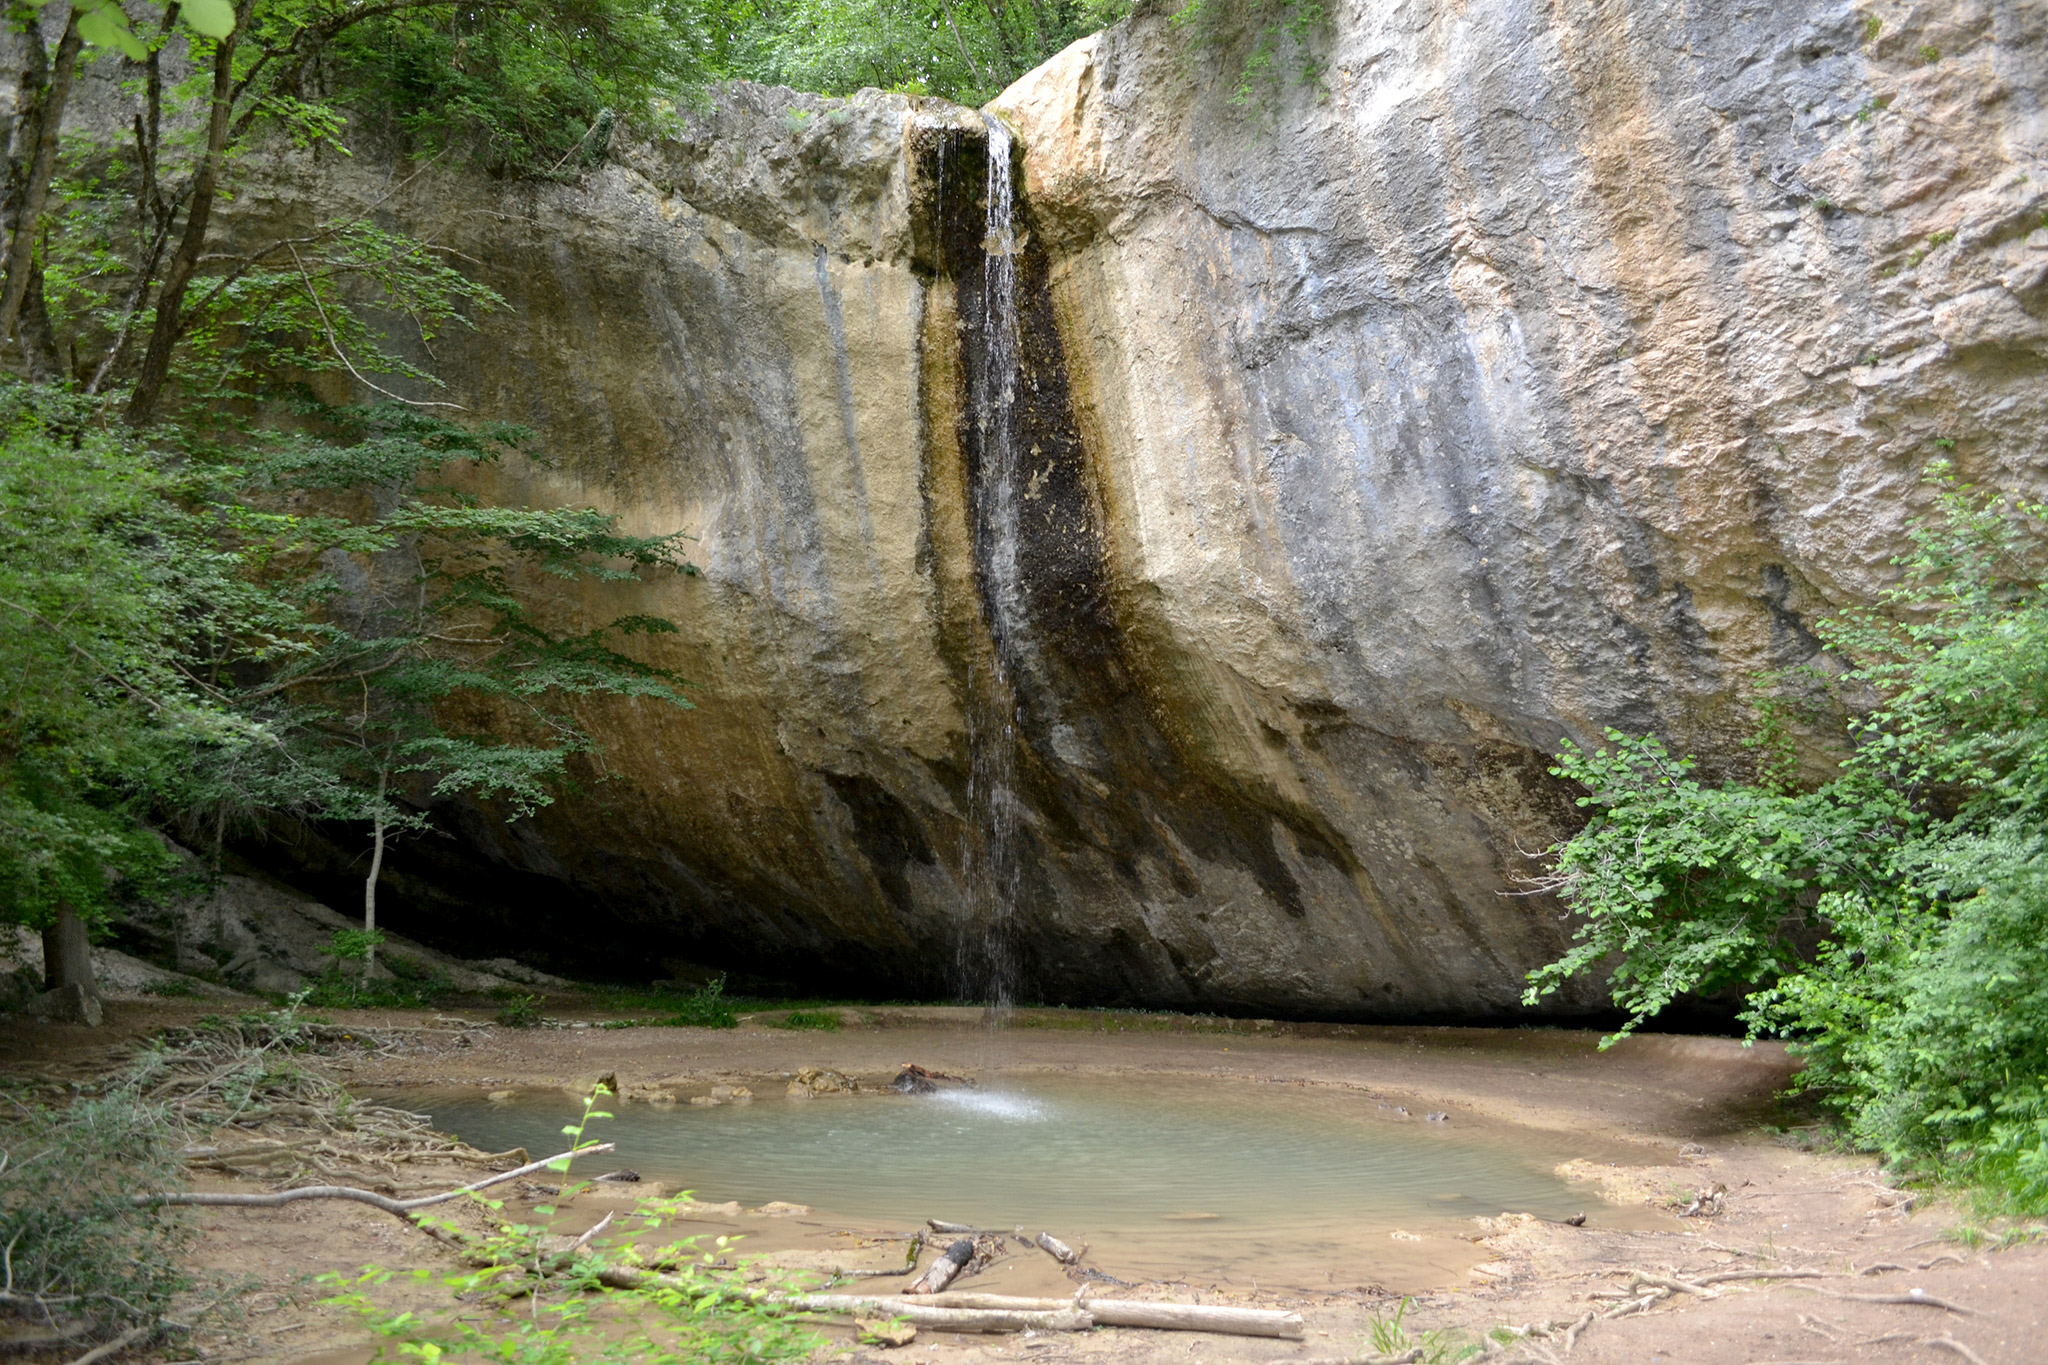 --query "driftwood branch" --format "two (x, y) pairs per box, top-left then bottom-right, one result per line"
(136, 1144), (612, 1218)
